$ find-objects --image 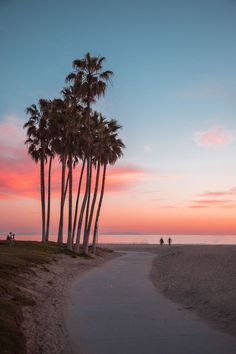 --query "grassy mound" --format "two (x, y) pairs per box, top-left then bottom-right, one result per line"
(0, 241), (74, 354)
